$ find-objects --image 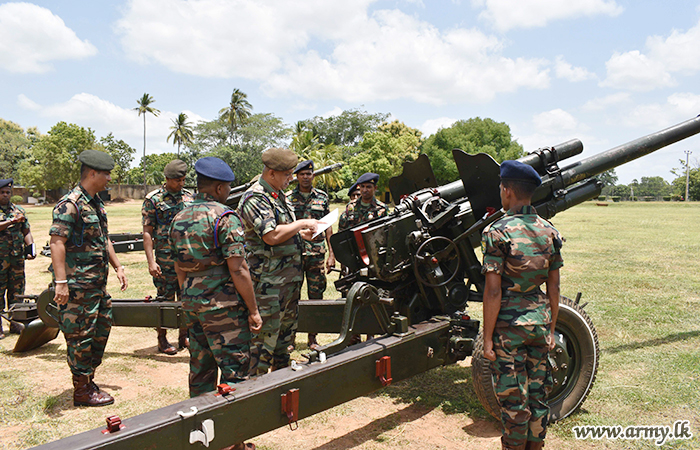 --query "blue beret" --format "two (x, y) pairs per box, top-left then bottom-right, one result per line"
(356, 172), (379, 185)
(194, 157), (236, 182)
(294, 160), (314, 174)
(500, 160), (541, 187)
(0, 179), (13, 189)
(348, 181), (359, 194)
